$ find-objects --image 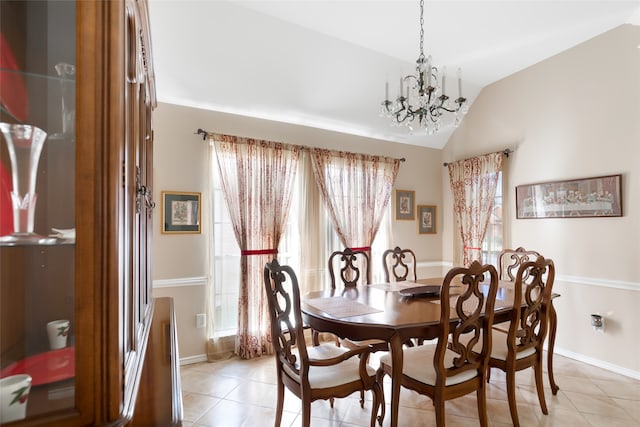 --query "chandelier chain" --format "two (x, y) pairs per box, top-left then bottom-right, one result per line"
(419, 0), (425, 62)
